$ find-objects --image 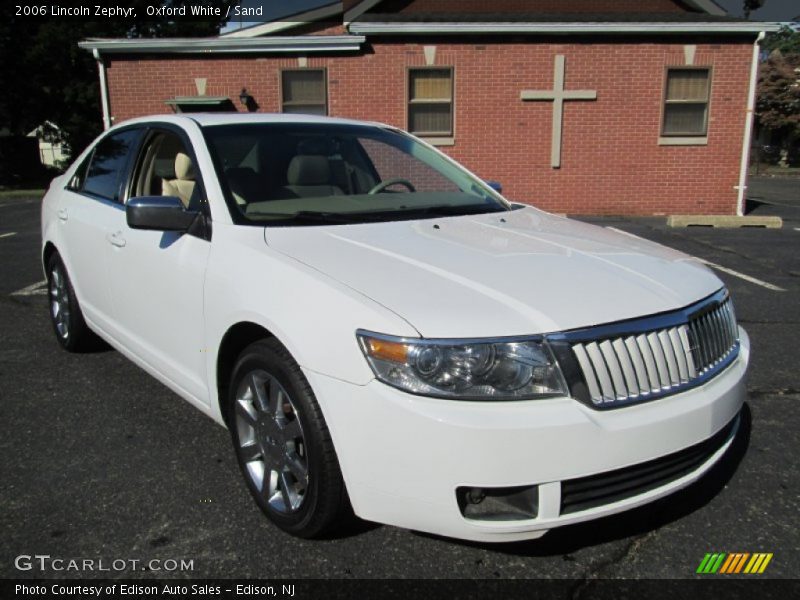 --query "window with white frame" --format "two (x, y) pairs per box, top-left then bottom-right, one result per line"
(408, 68), (454, 138)
(662, 68), (711, 137)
